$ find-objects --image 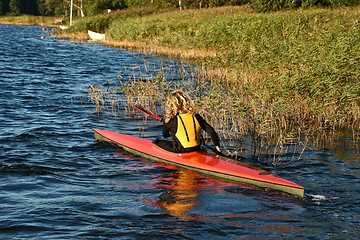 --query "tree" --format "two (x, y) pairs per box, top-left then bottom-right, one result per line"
(64, 0), (84, 17)
(37, 0), (46, 15)
(9, 0), (21, 15)
(112, 0), (127, 9)
(22, 0), (39, 15)
(0, 0), (9, 15)
(43, 0), (65, 16)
